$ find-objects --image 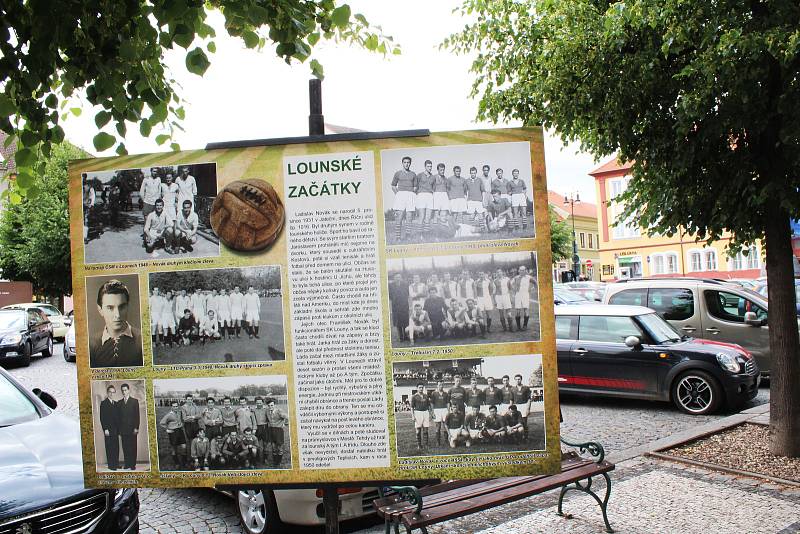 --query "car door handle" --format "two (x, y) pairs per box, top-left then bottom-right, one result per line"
(572, 348), (588, 354)
(681, 326), (696, 333)
(705, 327), (720, 335)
